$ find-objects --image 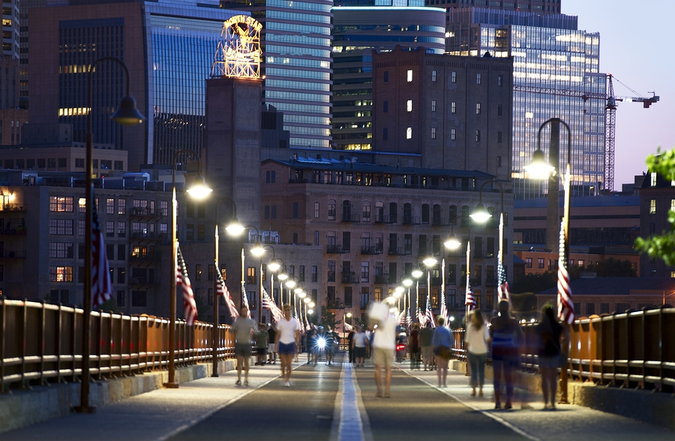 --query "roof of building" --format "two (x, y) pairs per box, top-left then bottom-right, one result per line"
(263, 157), (495, 179)
(538, 277), (675, 295)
